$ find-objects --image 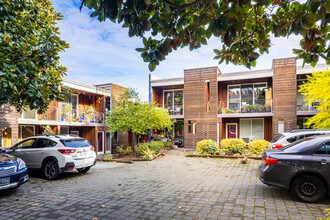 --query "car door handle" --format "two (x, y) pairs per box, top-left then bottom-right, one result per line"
(321, 160), (328, 165)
